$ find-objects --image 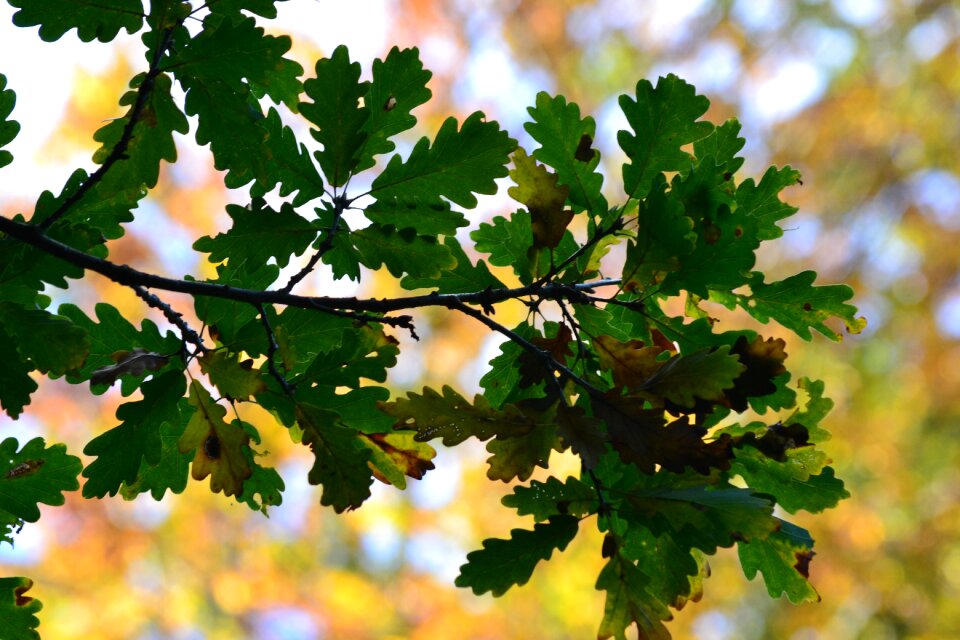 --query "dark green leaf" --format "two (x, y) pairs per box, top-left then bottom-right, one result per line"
(596, 552), (671, 640)
(370, 112), (516, 208)
(0, 325), (37, 419)
(296, 402), (373, 513)
(82, 370), (185, 498)
(120, 413), (193, 501)
(0, 74), (21, 170)
(618, 74), (713, 200)
(0, 302), (89, 375)
(193, 202), (316, 269)
(744, 271), (867, 341)
(356, 46), (432, 171)
(400, 236), (505, 293)
(350, 224), (457, 279)
(455, 515), (578, 596)
(363, 199), (467, 237)
(168, 14), (302, 108)
(300, 45), (368, 187)
(736, 165), (802, 241)
(0, 437), (82, 522)
(238, 448), (284, 514)
(0, 577), (42, 640)
(60, 302), (181, 395)
(8, 0), (144, 42)
(252, 107), (325, 206)
(524, 92), (607, 213)
(501, 475), (597, 522)
(471, 210), (538, 284)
